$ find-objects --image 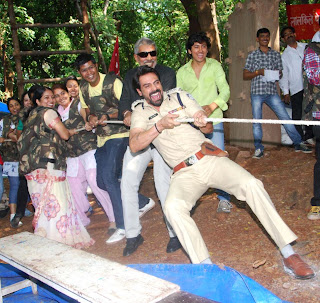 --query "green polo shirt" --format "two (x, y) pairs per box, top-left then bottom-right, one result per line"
(176, 58), (230, 124)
